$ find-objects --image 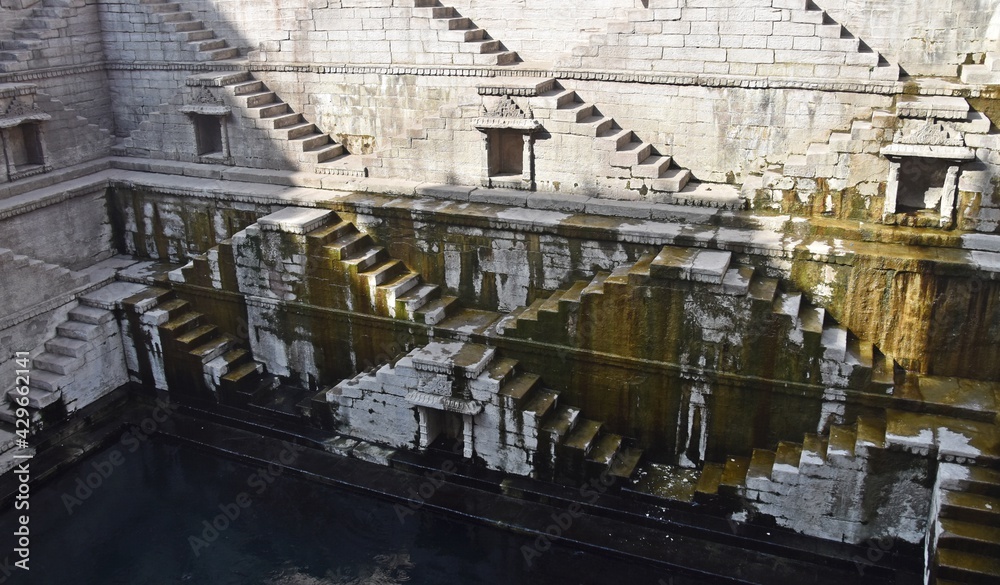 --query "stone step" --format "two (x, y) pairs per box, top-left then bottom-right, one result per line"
(177, 29), (215, 42)
(240, 91), (278, 108)
(846, 336), (874, 369)
(275, 122), (319, 141)
(798, 303), (825, 335)
(587, 432), (623, 466)
(533, 88), (576, 110)
(6, 386), (60, 410)
(290, 132), (331, 151)
(610, 140), (651, 168)
(326, 232), (374, 260)
(941, 491), (1000, 527)
(441, 28), (486, 42)
(68, 305), (114, 326)
(721, 265), (755, 295)
(596, 126), (633, 151)
(174, 324), (218, 351)
(746, 449), (776, 487)
(608, 446), (643, 479)
(821, 323), (848, 361)
(772, 441), (802, 479)
(413, 295), (458, 325)
(396, 283), (439, 314)
(558, 280), (590, 306)
(343, 245), (388, 274)
(540, 404), (580, 442)
(632, 154), (671, 178)
(189, 334), (235, 363)
(650, 168), (691, 192)
(229, 80), (264, 95)
(567, 115), (612, 136)
(649, 246), (732, 284)
(936, 548), (1000, 583)
(57, 320), (102, 341)
(189, 38), (227, 52)
(250, 102), (290, 119)
(45, 336), (89, 359)
(552, 101), (594, 123)
(158, 10), (193, 23)
(301, 143), (345, 164)
(459, 39), (501, 54)
(855, 416), (886, 452)
(826, 423), (858, 459)
(432, 17), (472, 30)
(376, 271), (419, 304)
(415, 5), (454, 18)
(33, 352), (84, 376)
(581, 272), (611, 296)
(499, 373), (540, 409)
(160, 311), (202, 336)
(941, 465), (1000, 499)
(694, 462), (725, 498)
(361, 259), (407, 287)
(719, 456), (750, 493)
(537, 289), (565, 315)
(747, 274), (779, 304)
(800, 433), (828, 466)
(561, 418), (602, 454)
(772, 291), (802, 320)
(155, 298), (191, 320)
(520, 387), (558, 428)
(939, 518), (1000, 558)
(165, 20), (206, 33)
(475, 50), (517, 66)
